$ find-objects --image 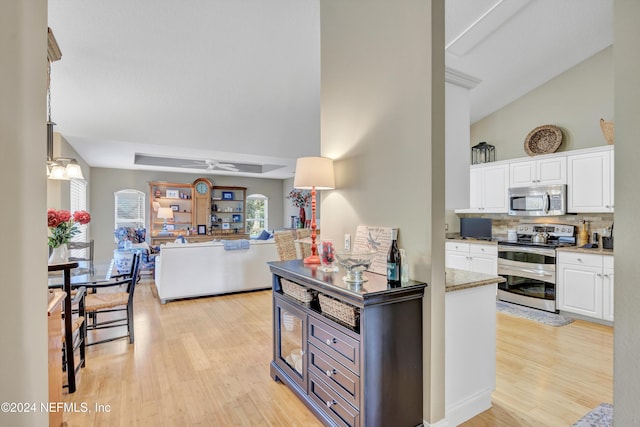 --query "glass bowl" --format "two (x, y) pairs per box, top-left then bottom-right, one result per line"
(334, 250), (377, 284)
